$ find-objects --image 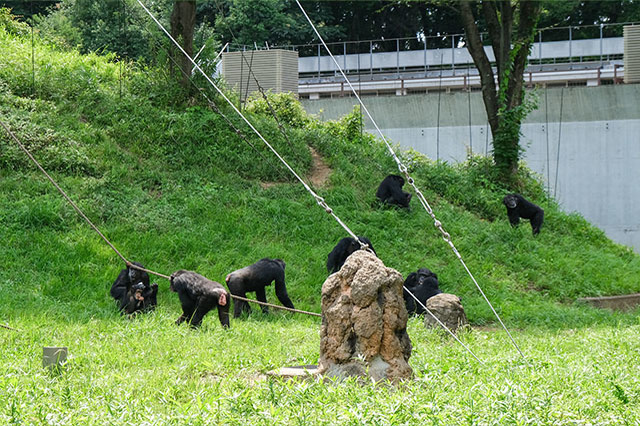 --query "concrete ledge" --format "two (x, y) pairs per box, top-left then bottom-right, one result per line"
(266, 365), (319, 380)
(577, 293), (640, 311)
